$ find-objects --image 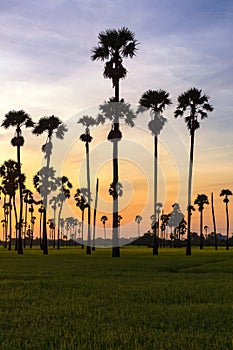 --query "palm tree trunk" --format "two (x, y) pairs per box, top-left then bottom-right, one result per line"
(24, 201), (28, 248)
(81, 210), (84, 249)
(42, 196), (48, 254)
(16, 133), (23, 254)
(42, 144), (51, 255)
(153, 135), (158, 255)
(211, 192), (217, 250)
(86, 142), (91, 255)
(226, 202), (229, 250)
(200, 210), (203, 249)
(92, 178), (99, 251)
(13, 195), (18, 251)
(112, 77), (120, 258)
(8, 199), (12, 251)
(57, 206), (62, 250)
(186, 129), (195, 256)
